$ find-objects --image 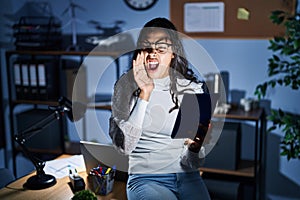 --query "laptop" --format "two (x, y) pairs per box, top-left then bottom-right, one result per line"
(80, 141), (129, 181)
(171, 93), (218, 144)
